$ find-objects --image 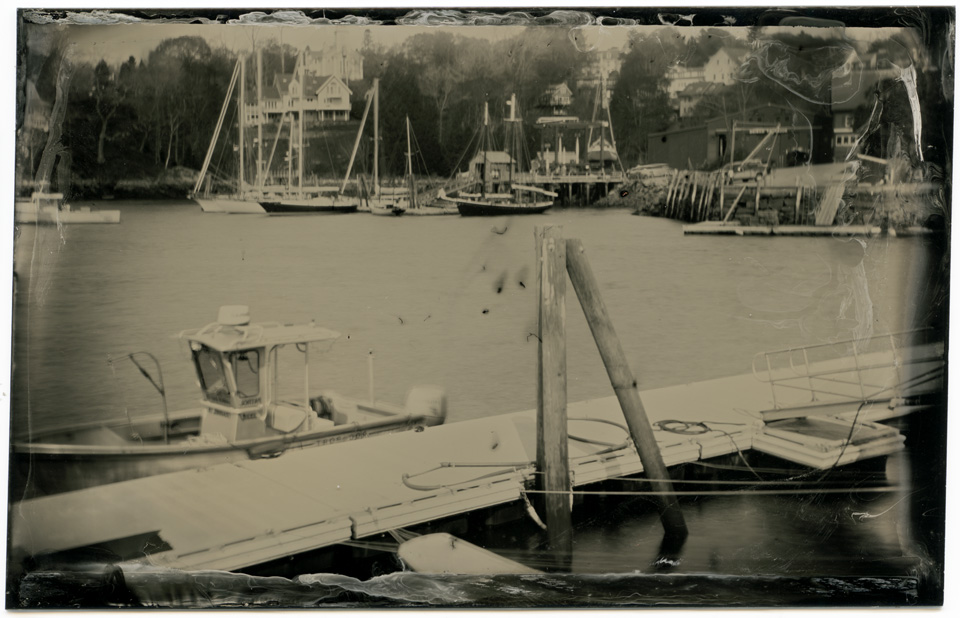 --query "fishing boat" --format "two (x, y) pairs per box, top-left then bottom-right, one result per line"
(191, 55), (265, 214)
(14, 192), (120, 224)
(11, 305), (447, 497)
(439, 97), (557, 216)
